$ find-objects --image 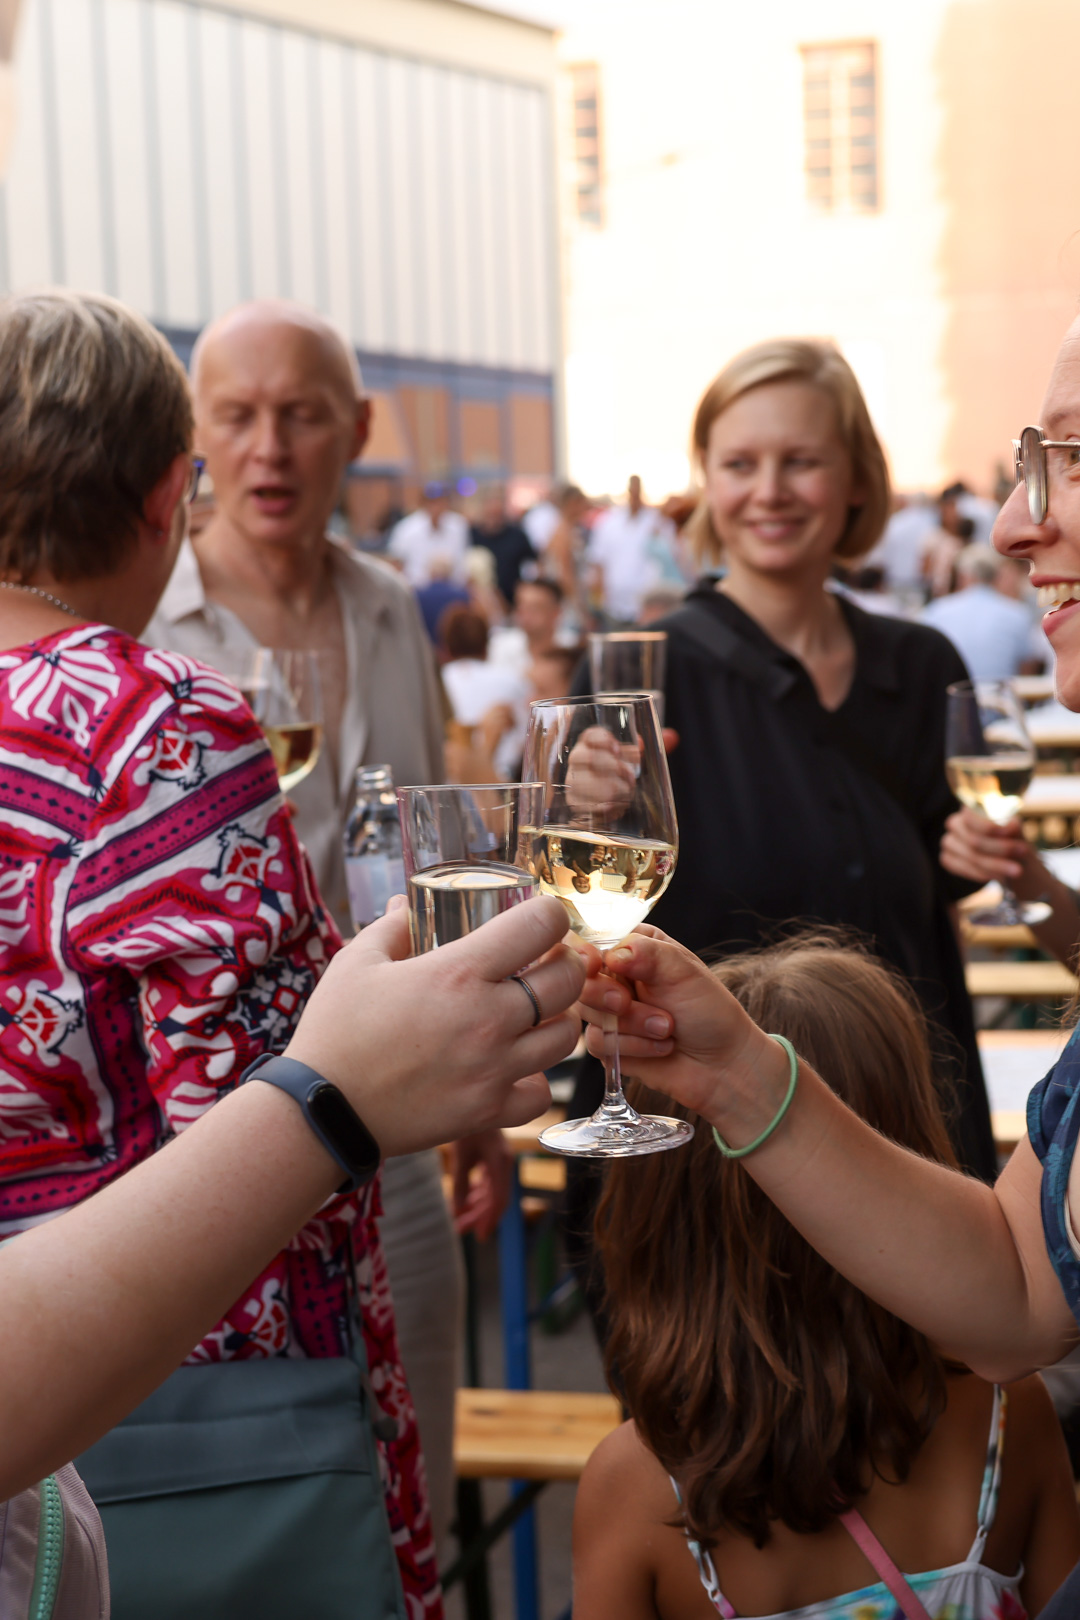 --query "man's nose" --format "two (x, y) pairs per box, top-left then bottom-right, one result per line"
(993, 479), (1048, 557)
(250, 412), (290, 461)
